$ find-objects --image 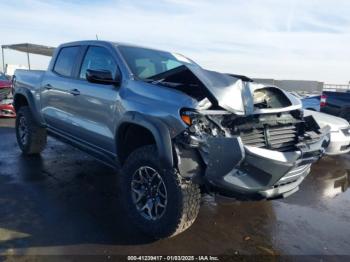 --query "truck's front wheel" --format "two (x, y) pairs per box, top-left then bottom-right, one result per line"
(120, 145), (201, 238)
(15, 106), (47, 155)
